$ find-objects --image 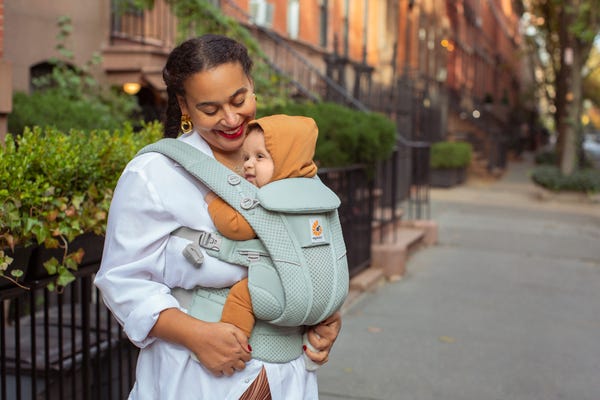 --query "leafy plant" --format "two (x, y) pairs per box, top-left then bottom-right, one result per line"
(0, 123), (163, 290)
(430, 141), (473, 169)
